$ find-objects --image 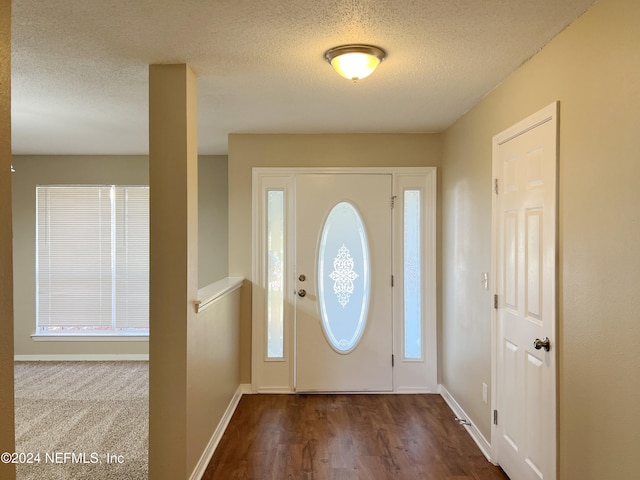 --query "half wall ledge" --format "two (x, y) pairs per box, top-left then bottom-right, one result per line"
(195, 277), (244, 313)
